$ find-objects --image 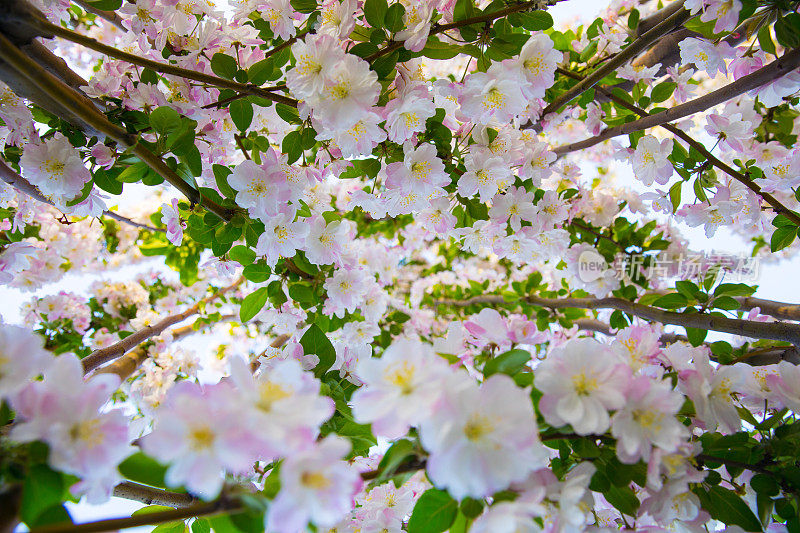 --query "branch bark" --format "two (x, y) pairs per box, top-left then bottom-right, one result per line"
(93, 314), (236, 380)
(30, 16), (298, 107)
(0, 159), (165, 233)
(82, 278), (243, 373)
(0, 31), (235, 221)
(553, 47), (800, 156)
(556, 67), (800, 225)
(541, 2), (690, 116)
(112, 482), (196, 508)
(434, 294), (800, 344)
